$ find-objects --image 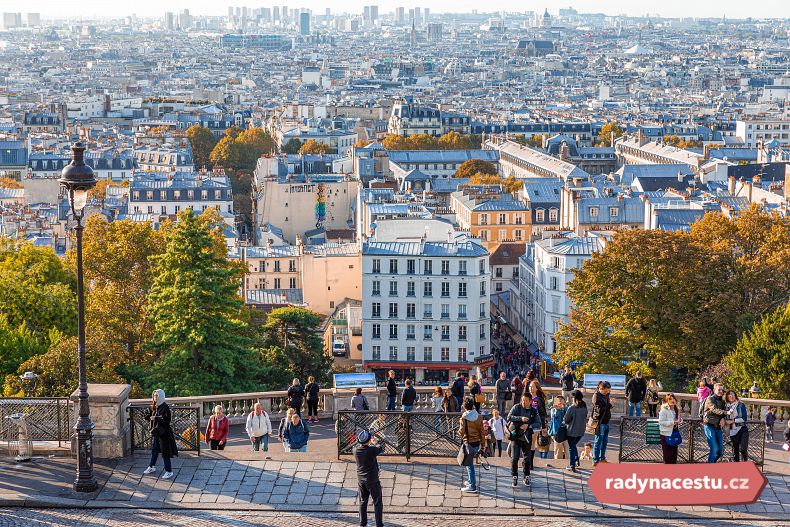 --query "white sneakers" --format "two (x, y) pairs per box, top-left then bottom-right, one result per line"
(162, 471), (174, 480)
(143, 466), (173, 479)
(143, 466), (156, 474)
